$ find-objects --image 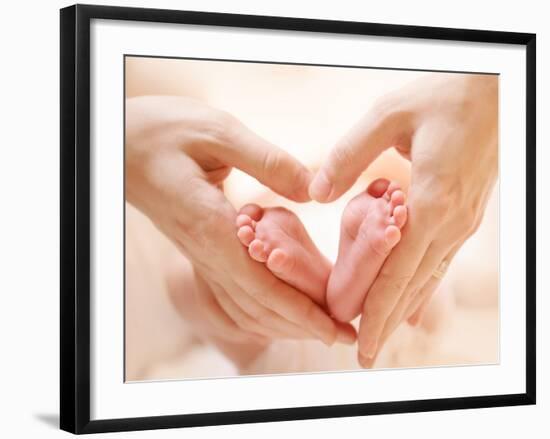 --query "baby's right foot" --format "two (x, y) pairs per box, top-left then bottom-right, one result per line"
(326, 179), (407, 322)
(235, 204), (331, 307)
